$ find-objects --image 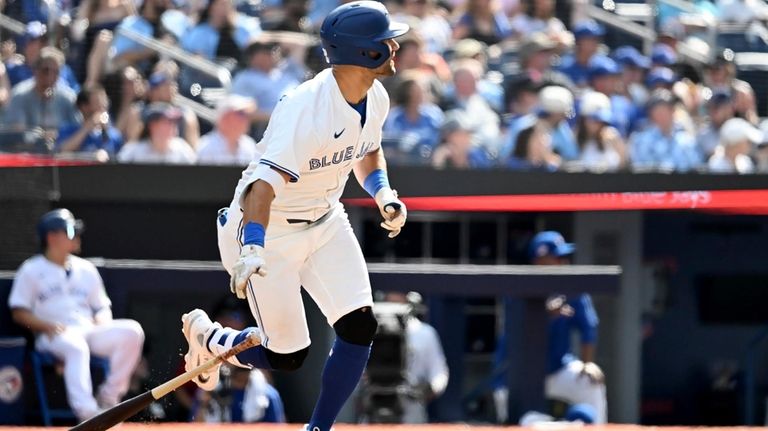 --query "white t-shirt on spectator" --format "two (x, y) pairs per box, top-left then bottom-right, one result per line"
(117, 137), (197, 164)
(196, 130), (262, 166)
